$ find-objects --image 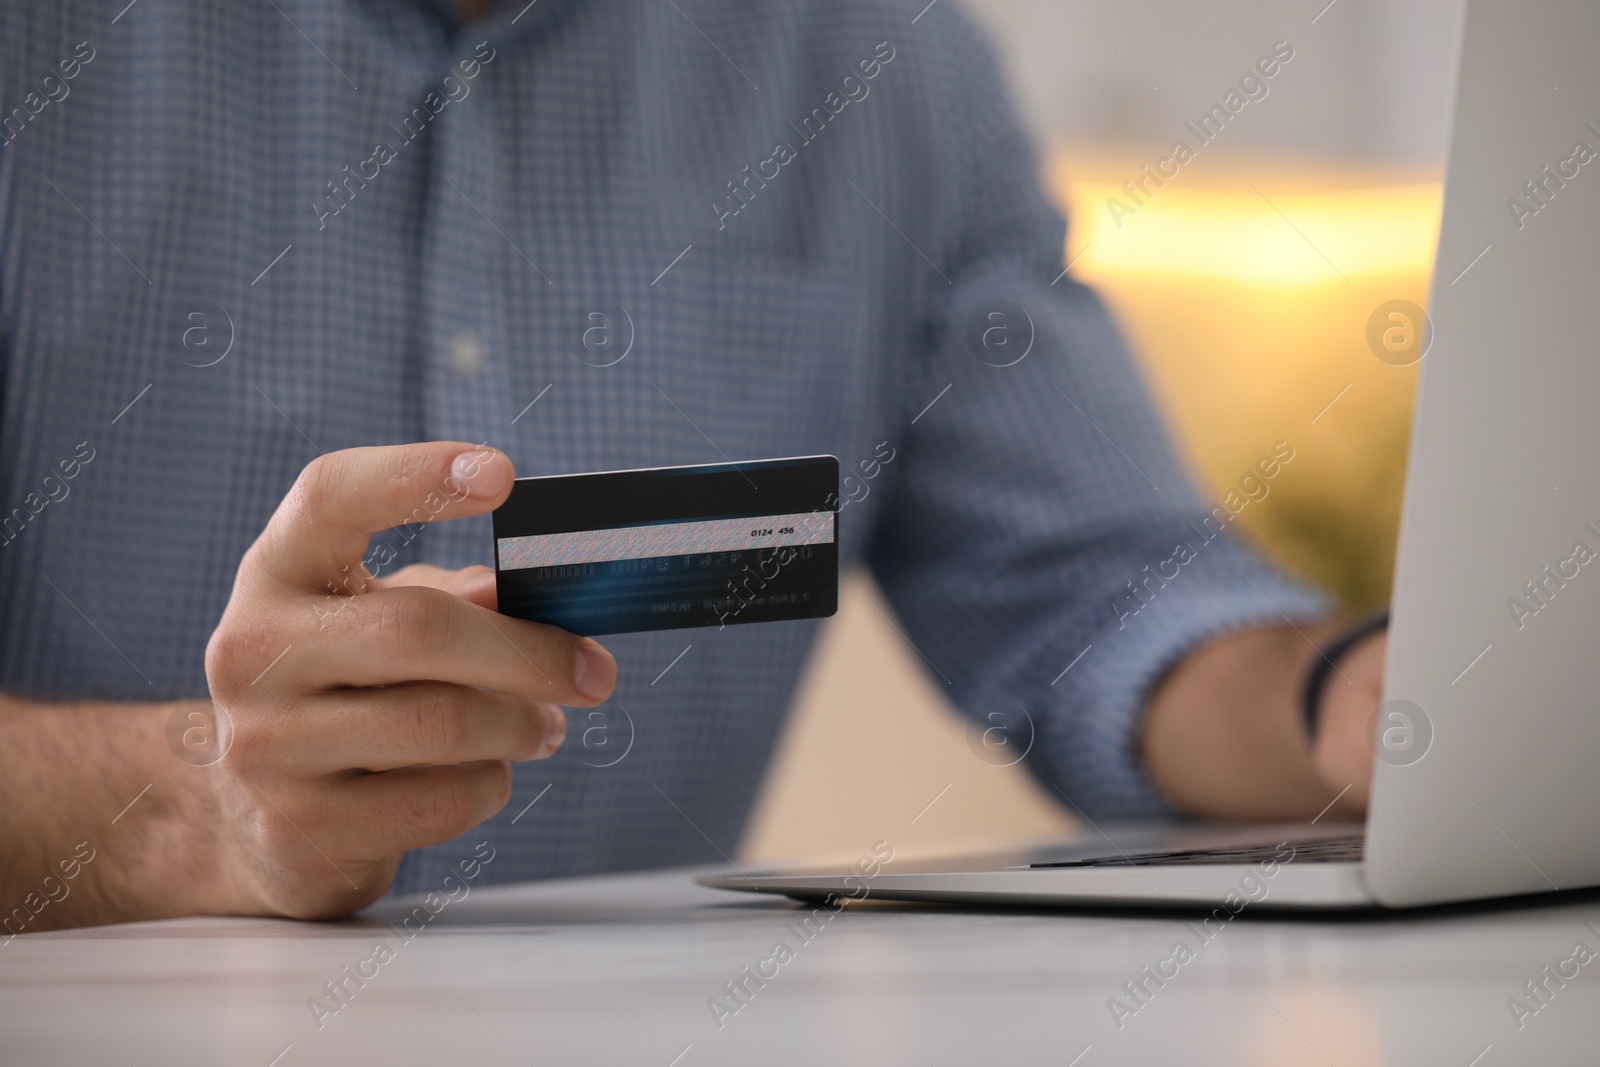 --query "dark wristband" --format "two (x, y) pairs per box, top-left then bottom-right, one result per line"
(1302, 611), (1390, 742)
